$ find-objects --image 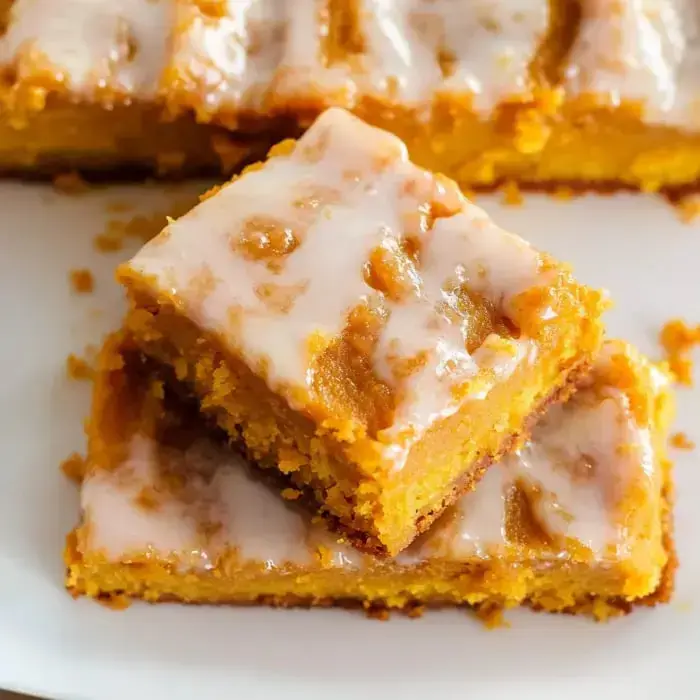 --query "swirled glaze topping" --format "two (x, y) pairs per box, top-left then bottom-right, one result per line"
(166, 0), (548, 115)
(564, 0), (700, 129)
(124, 108), (555, 468)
